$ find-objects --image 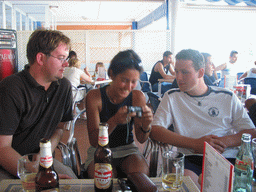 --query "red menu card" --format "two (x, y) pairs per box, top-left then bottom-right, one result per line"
(201, 142), (234, 192)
